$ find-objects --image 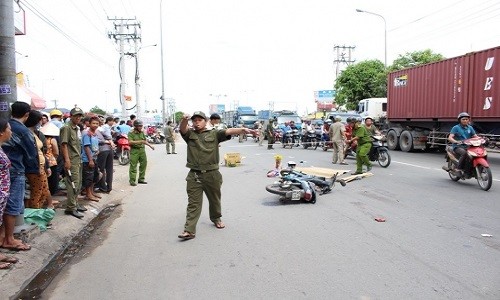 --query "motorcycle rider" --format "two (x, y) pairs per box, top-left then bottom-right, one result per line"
(363, 116), (380, 136)
(447, 112), (478, 173)
(349, 117), (372, 175)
